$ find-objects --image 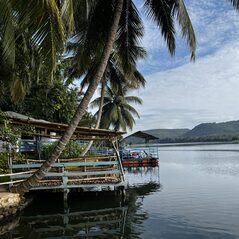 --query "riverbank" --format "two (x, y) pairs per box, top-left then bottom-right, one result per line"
(0, 193), (27, 221)
(128, 141), (238, 148)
